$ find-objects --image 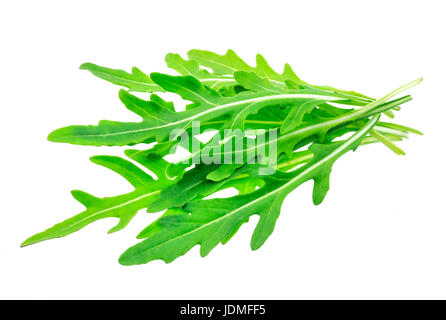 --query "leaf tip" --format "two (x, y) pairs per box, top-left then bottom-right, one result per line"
(118, 87), (129, 100)
(312, 196), (324, 206)
(250, 239), (263, 251)
(21, 234), (40, 248)
(164, 52), (178, 62)
(255, 53), (266, 61)
(79, 62), (94, 70)
(118, 250), (143, 266)
(118, 254), (132, 266)
(226, 48), (236, 55)
(47, 128), (64, 143)
(89, 155), (103, 164)
(20, 240), (31, 248)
